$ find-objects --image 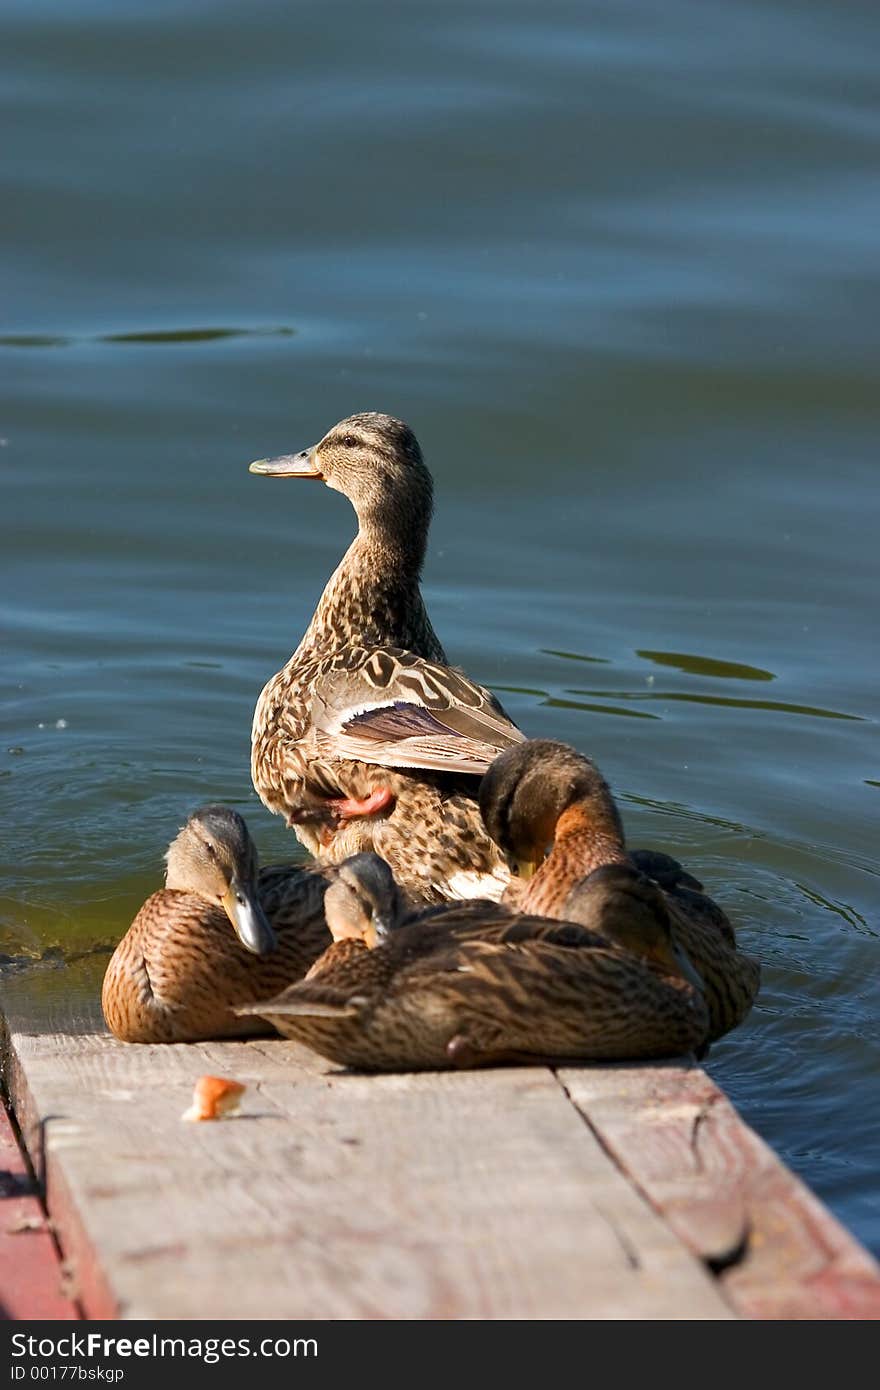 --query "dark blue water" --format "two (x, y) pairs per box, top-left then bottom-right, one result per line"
(2, 0), (878, 1256)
